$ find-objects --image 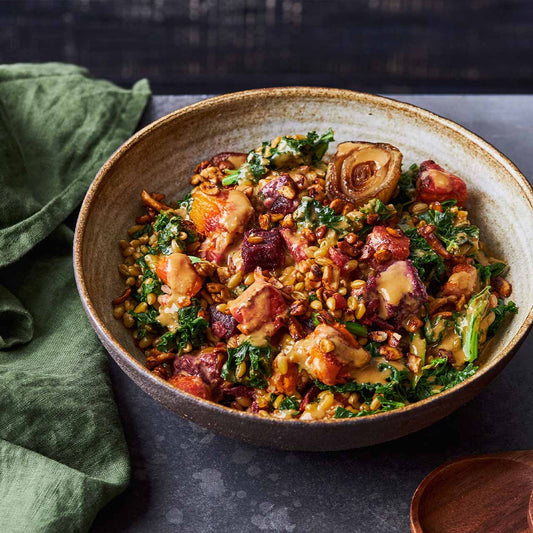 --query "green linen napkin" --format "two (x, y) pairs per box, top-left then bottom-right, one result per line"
(0, 63), (151, 532)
